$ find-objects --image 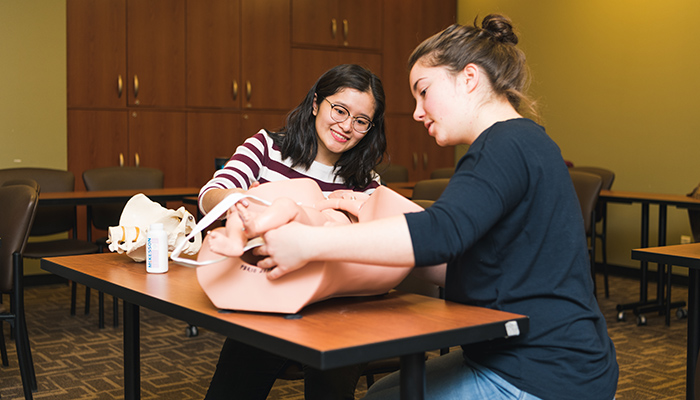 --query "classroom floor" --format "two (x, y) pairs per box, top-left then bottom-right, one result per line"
(0, 273), (690, 399)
